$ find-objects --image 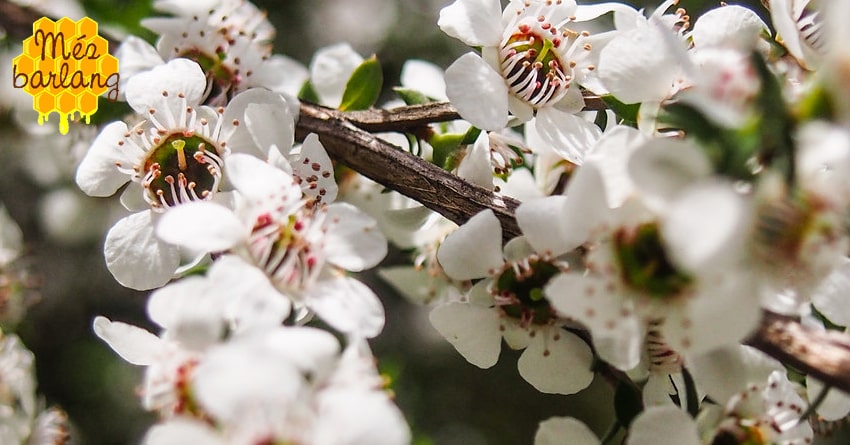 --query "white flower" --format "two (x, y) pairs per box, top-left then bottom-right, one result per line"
(597, 3), (767, 131)
(158, 153), (387, 338)
(431, 209), (594, 395)
(75, 58), (293, 290)
(628, 369), (813, 445)
(540, 157), (758, 370)
(439, 0), (613, 162)
(117, 0), (305, 102)
(748, 122), (850, 313)
(144, 328), (410, 445)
